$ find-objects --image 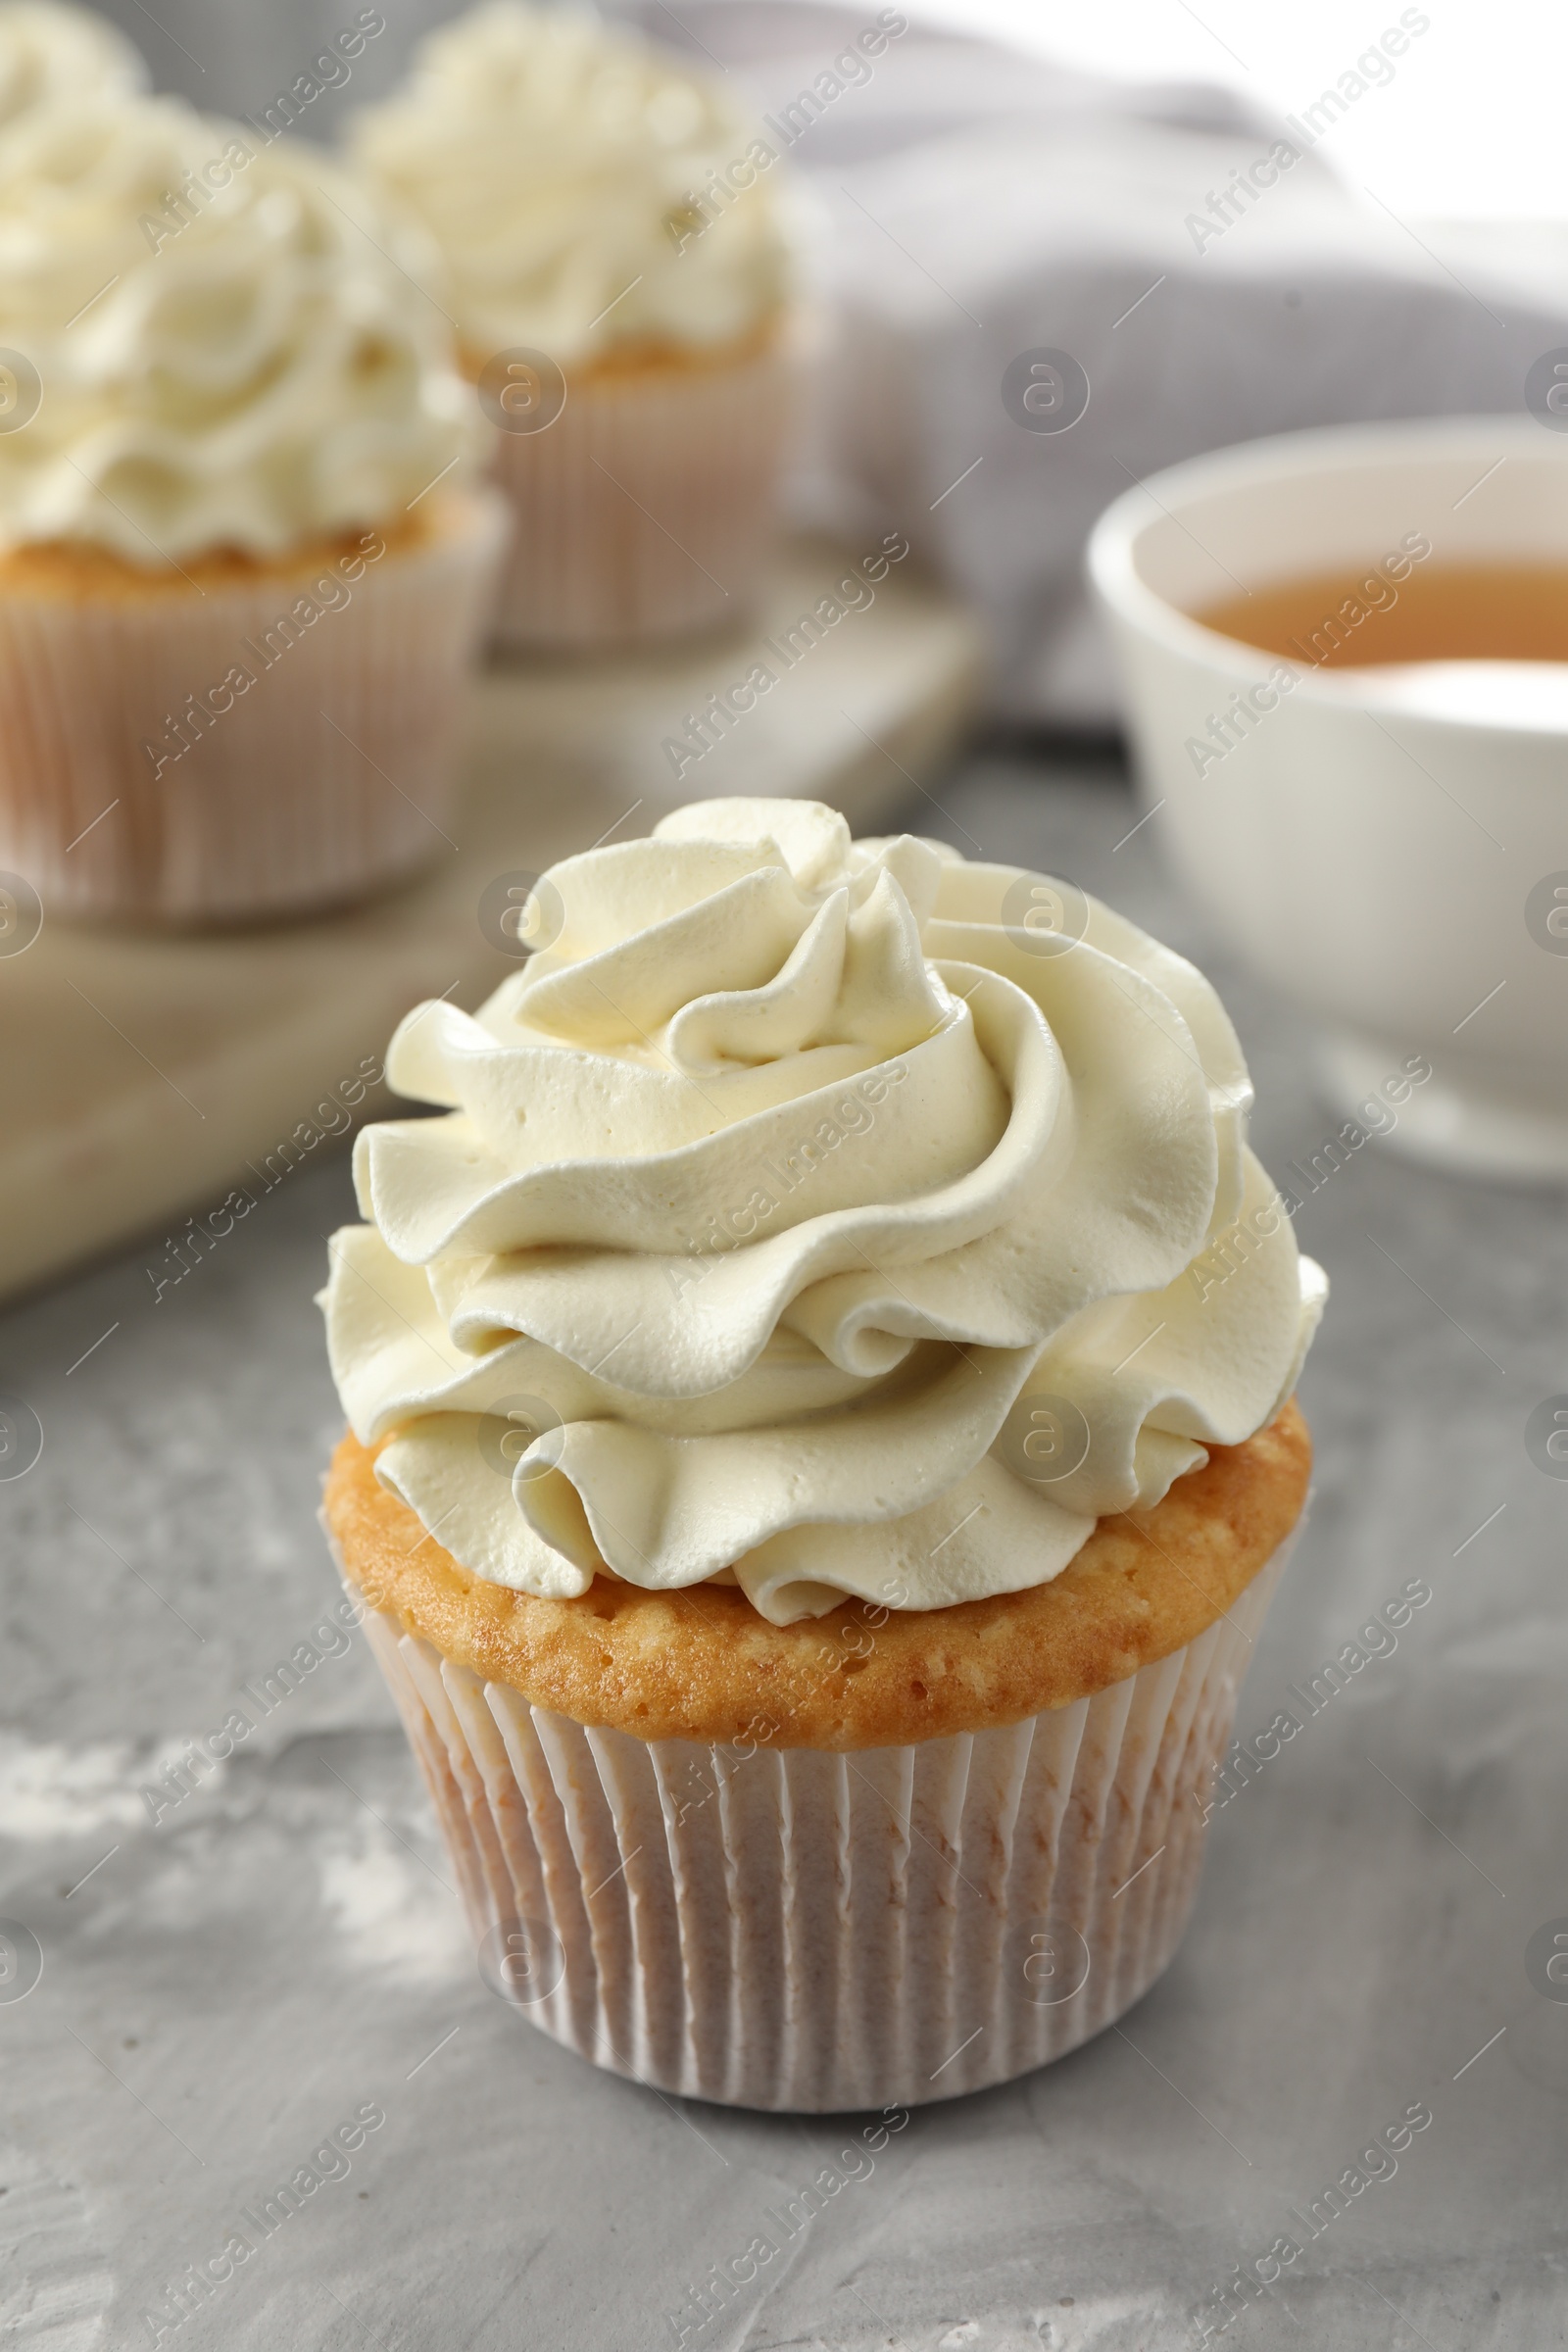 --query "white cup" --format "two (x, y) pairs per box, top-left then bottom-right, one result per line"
(1088, 416), (1568, 1182)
